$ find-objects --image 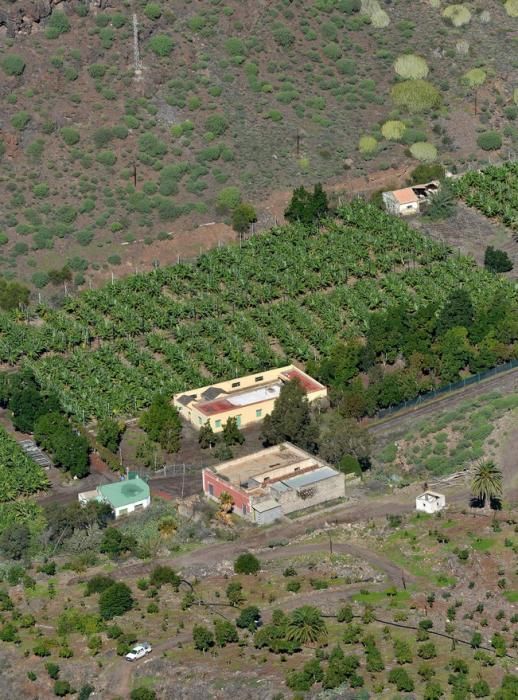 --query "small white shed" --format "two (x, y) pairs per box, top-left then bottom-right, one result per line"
(416, 491), (446, 514)
(382, 181), (440, 216)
